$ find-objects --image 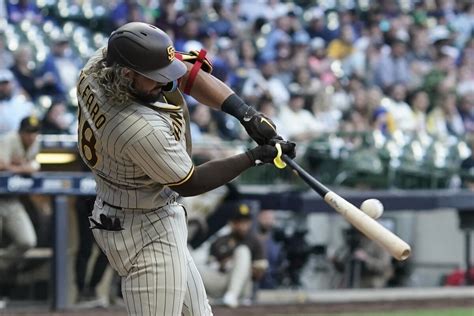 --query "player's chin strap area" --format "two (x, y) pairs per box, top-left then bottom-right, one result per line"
(175, 49), (213, 94)
(163, 80), (178, 92)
